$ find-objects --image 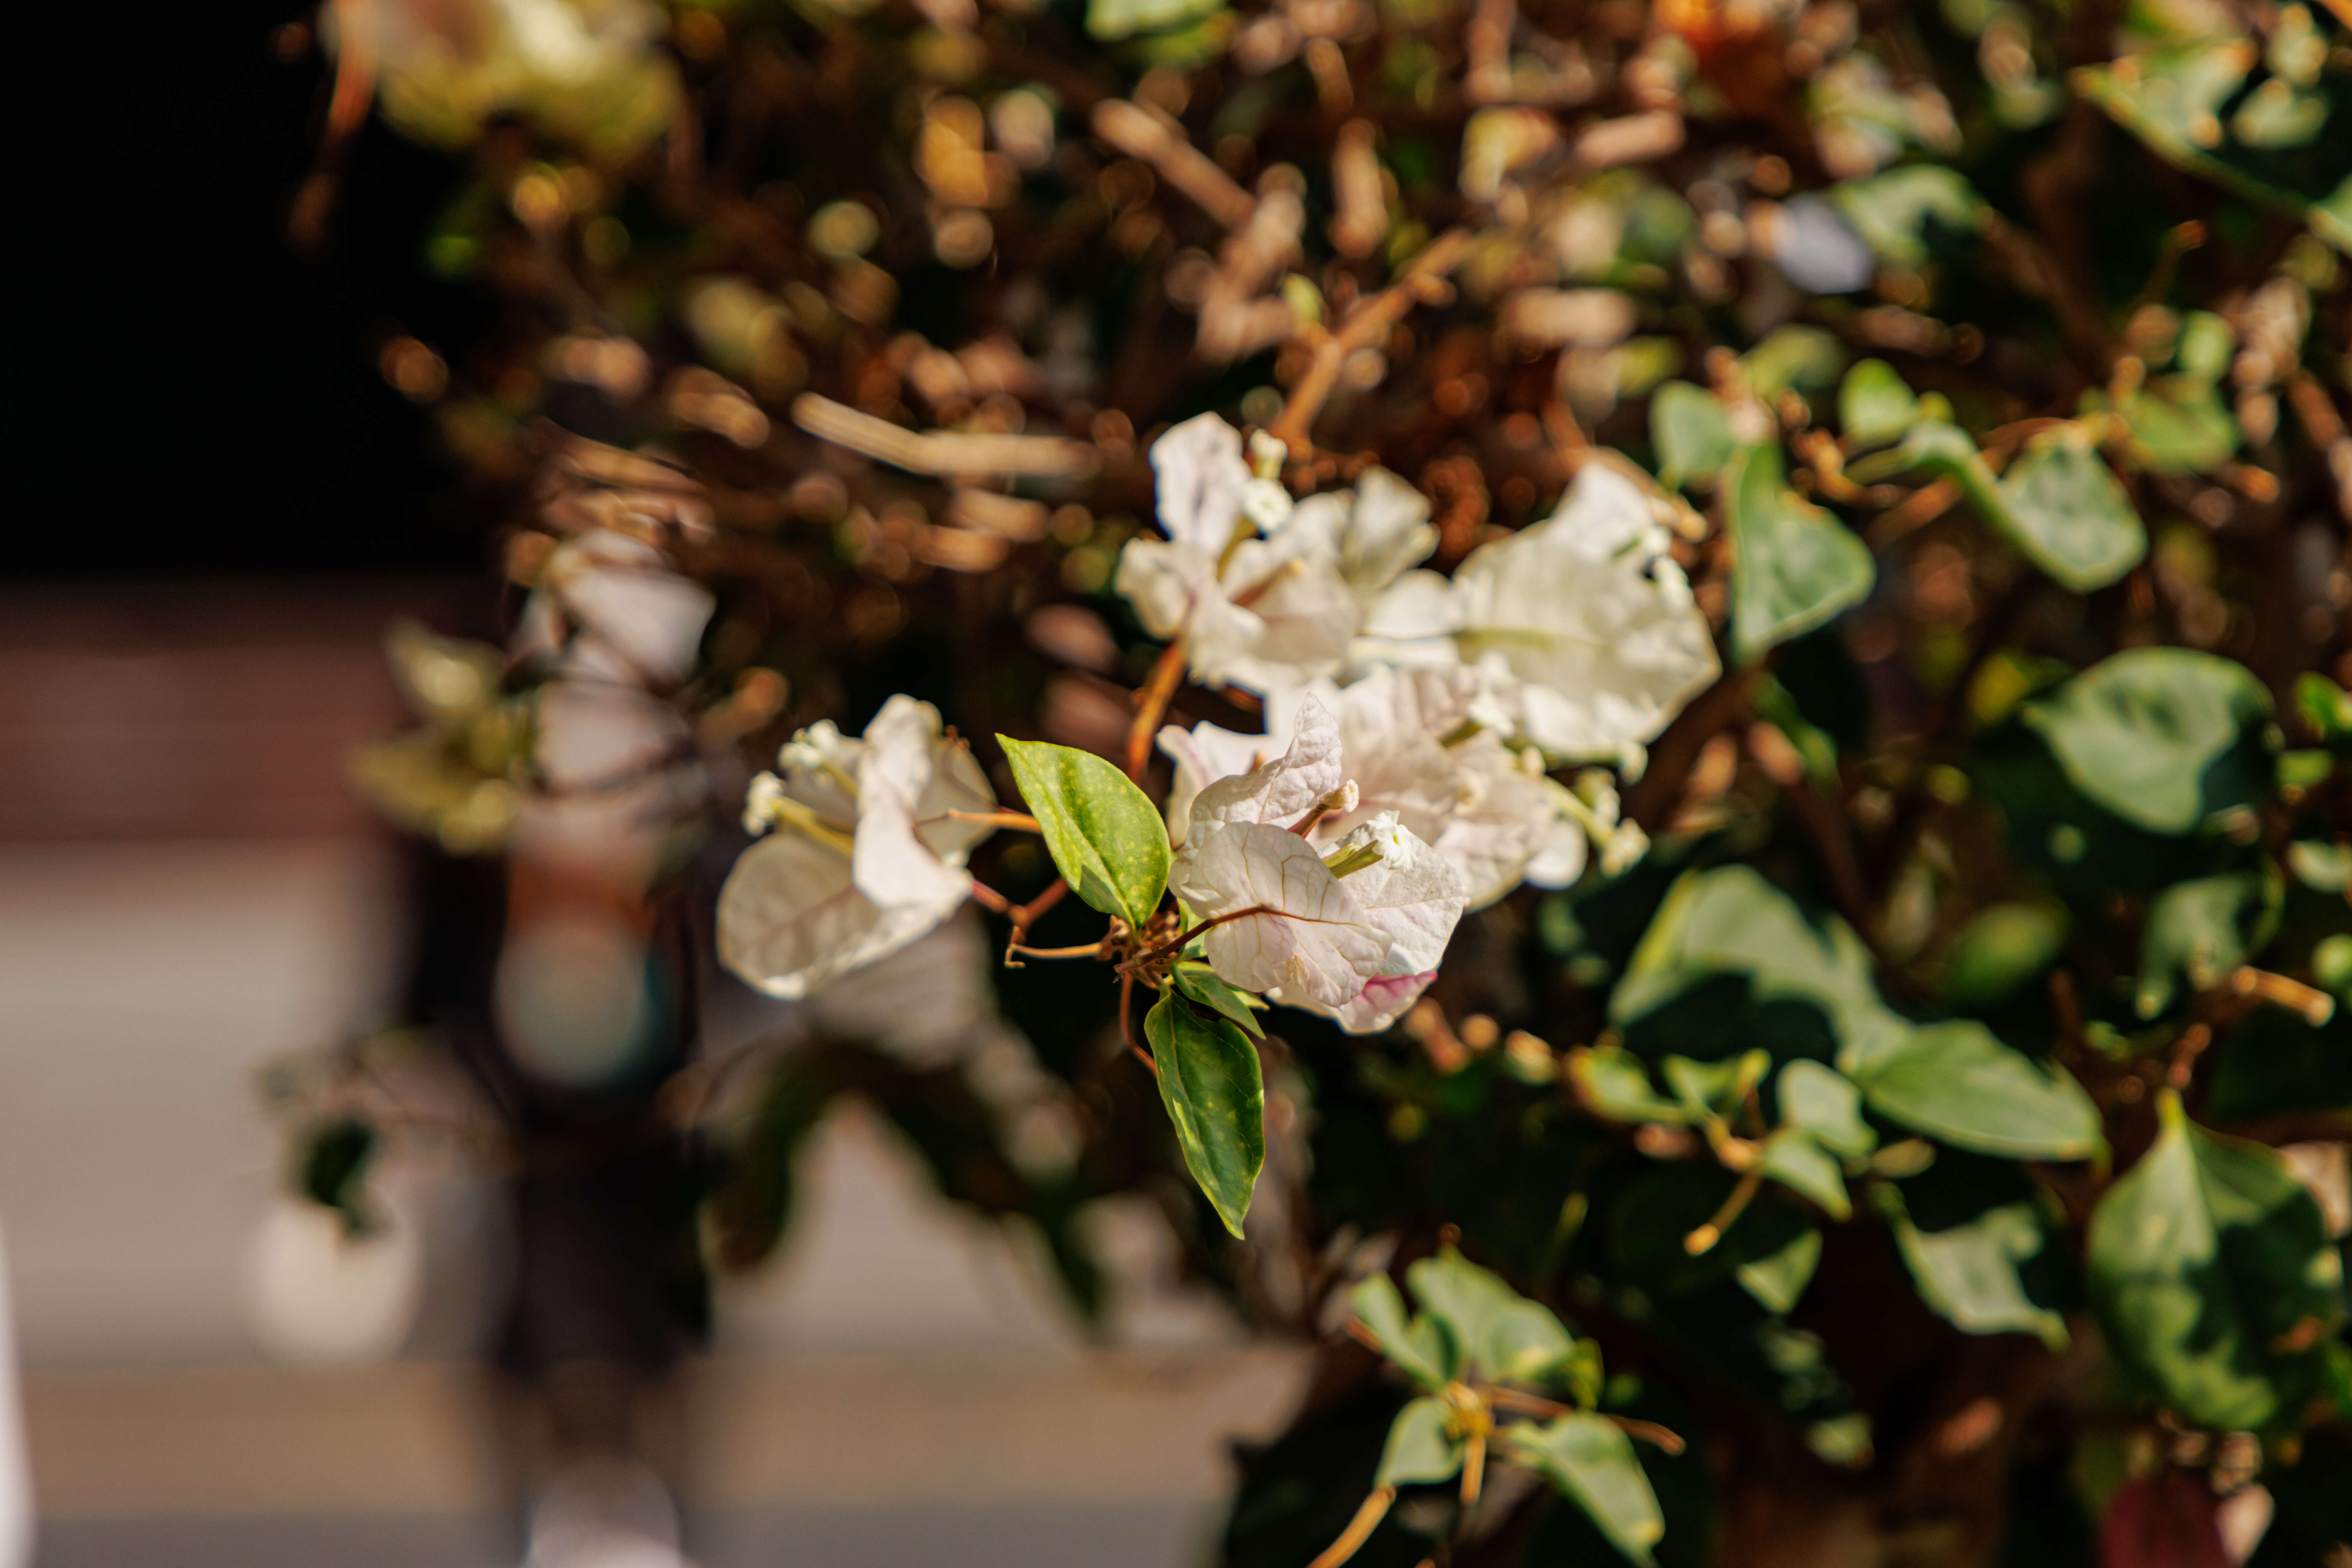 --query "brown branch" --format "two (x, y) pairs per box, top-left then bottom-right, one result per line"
(1125, 640), (1189, 781)
(1268, 228), (1473, 459)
